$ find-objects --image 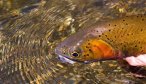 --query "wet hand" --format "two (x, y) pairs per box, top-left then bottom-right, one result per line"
(125, 54), (146, 66)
